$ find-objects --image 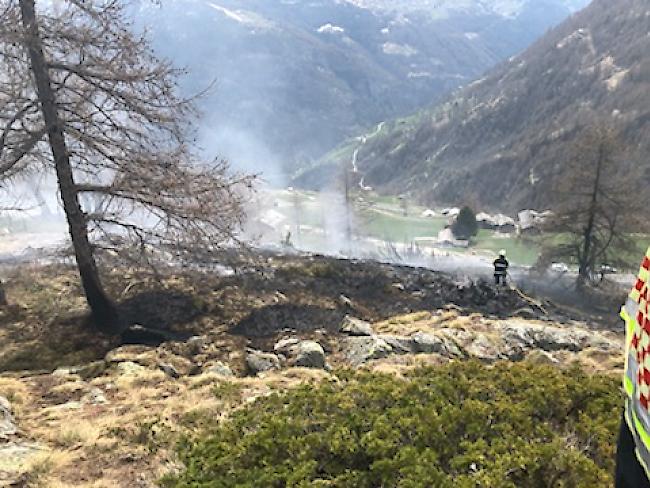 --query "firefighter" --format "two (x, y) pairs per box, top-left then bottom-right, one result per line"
(616, 248), (650, 487)
(493, 249), (509, 286)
